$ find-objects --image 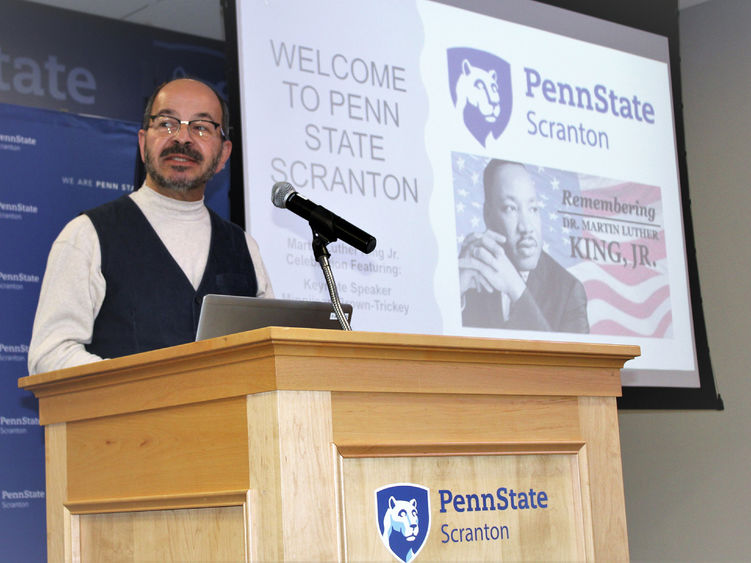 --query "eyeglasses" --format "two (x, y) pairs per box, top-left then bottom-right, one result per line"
(148, 115), (225, 139)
